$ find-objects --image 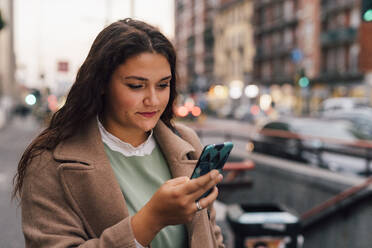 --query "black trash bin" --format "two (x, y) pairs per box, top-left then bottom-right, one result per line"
(226, 203), (302, 248)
